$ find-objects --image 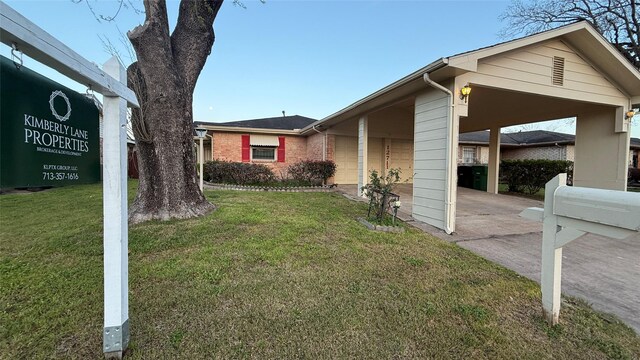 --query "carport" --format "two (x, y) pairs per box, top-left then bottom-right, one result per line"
(301, 21), (640, 234)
